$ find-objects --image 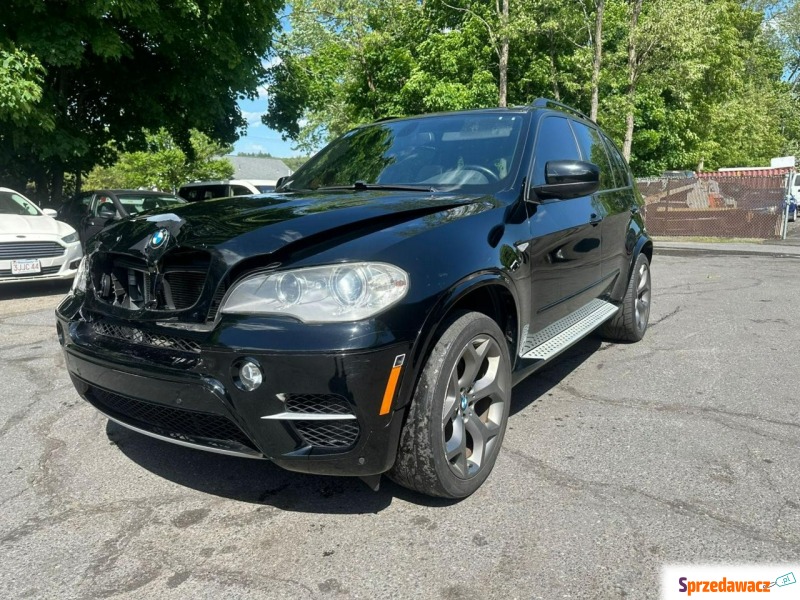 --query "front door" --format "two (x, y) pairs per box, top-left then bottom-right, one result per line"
(80, 194), (119, 246)
(525, 115), (603, 333)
